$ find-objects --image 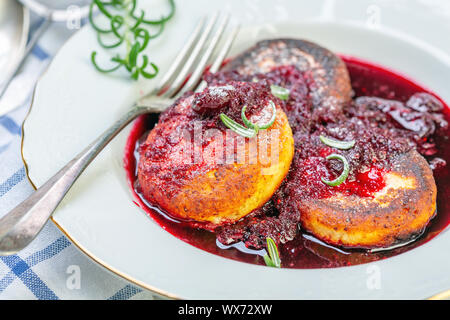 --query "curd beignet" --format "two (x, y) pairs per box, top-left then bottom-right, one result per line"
(137, 81), (294, 229)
